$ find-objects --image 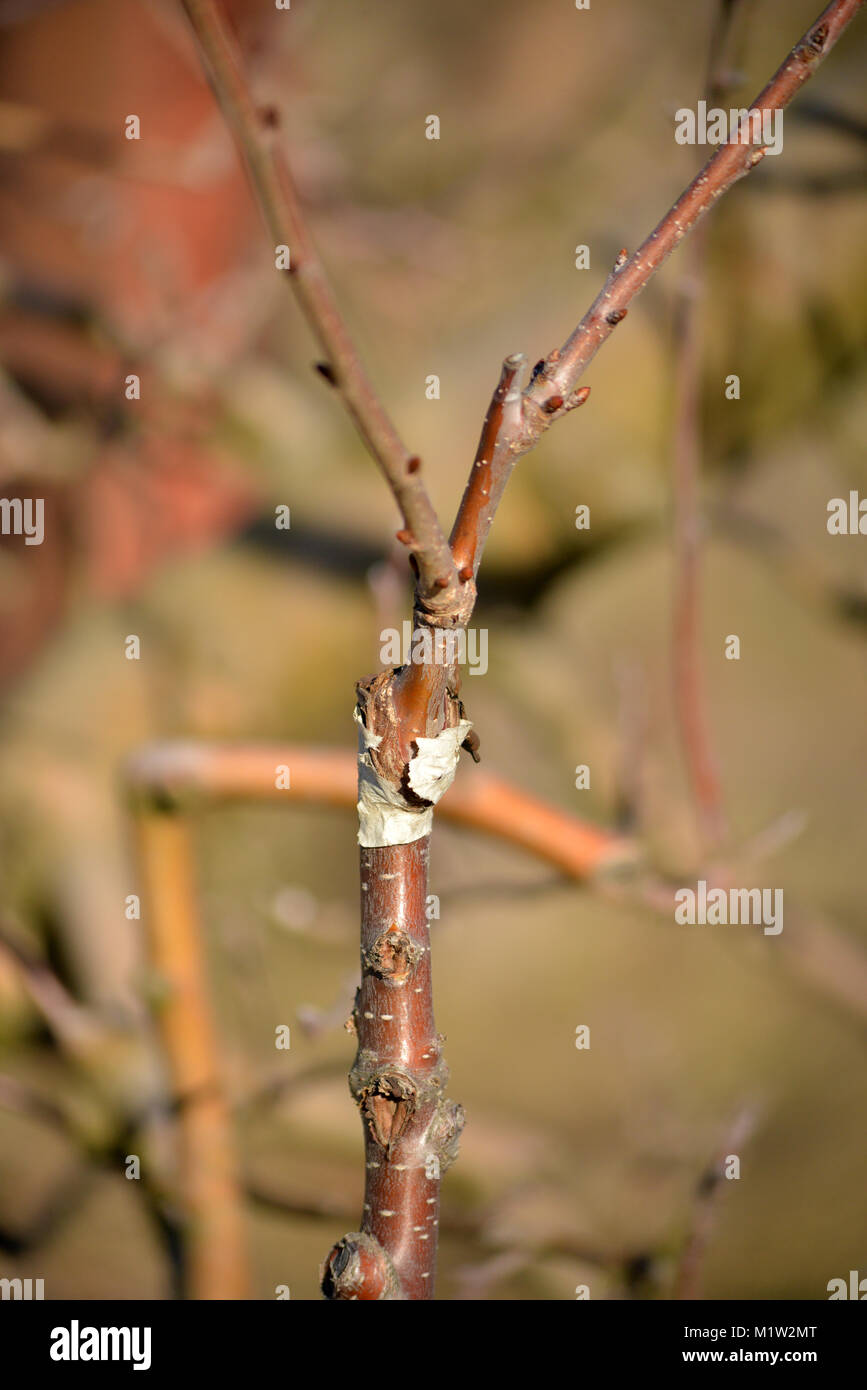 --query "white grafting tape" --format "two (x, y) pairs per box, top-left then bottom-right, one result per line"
(355, 709), (472, 848)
